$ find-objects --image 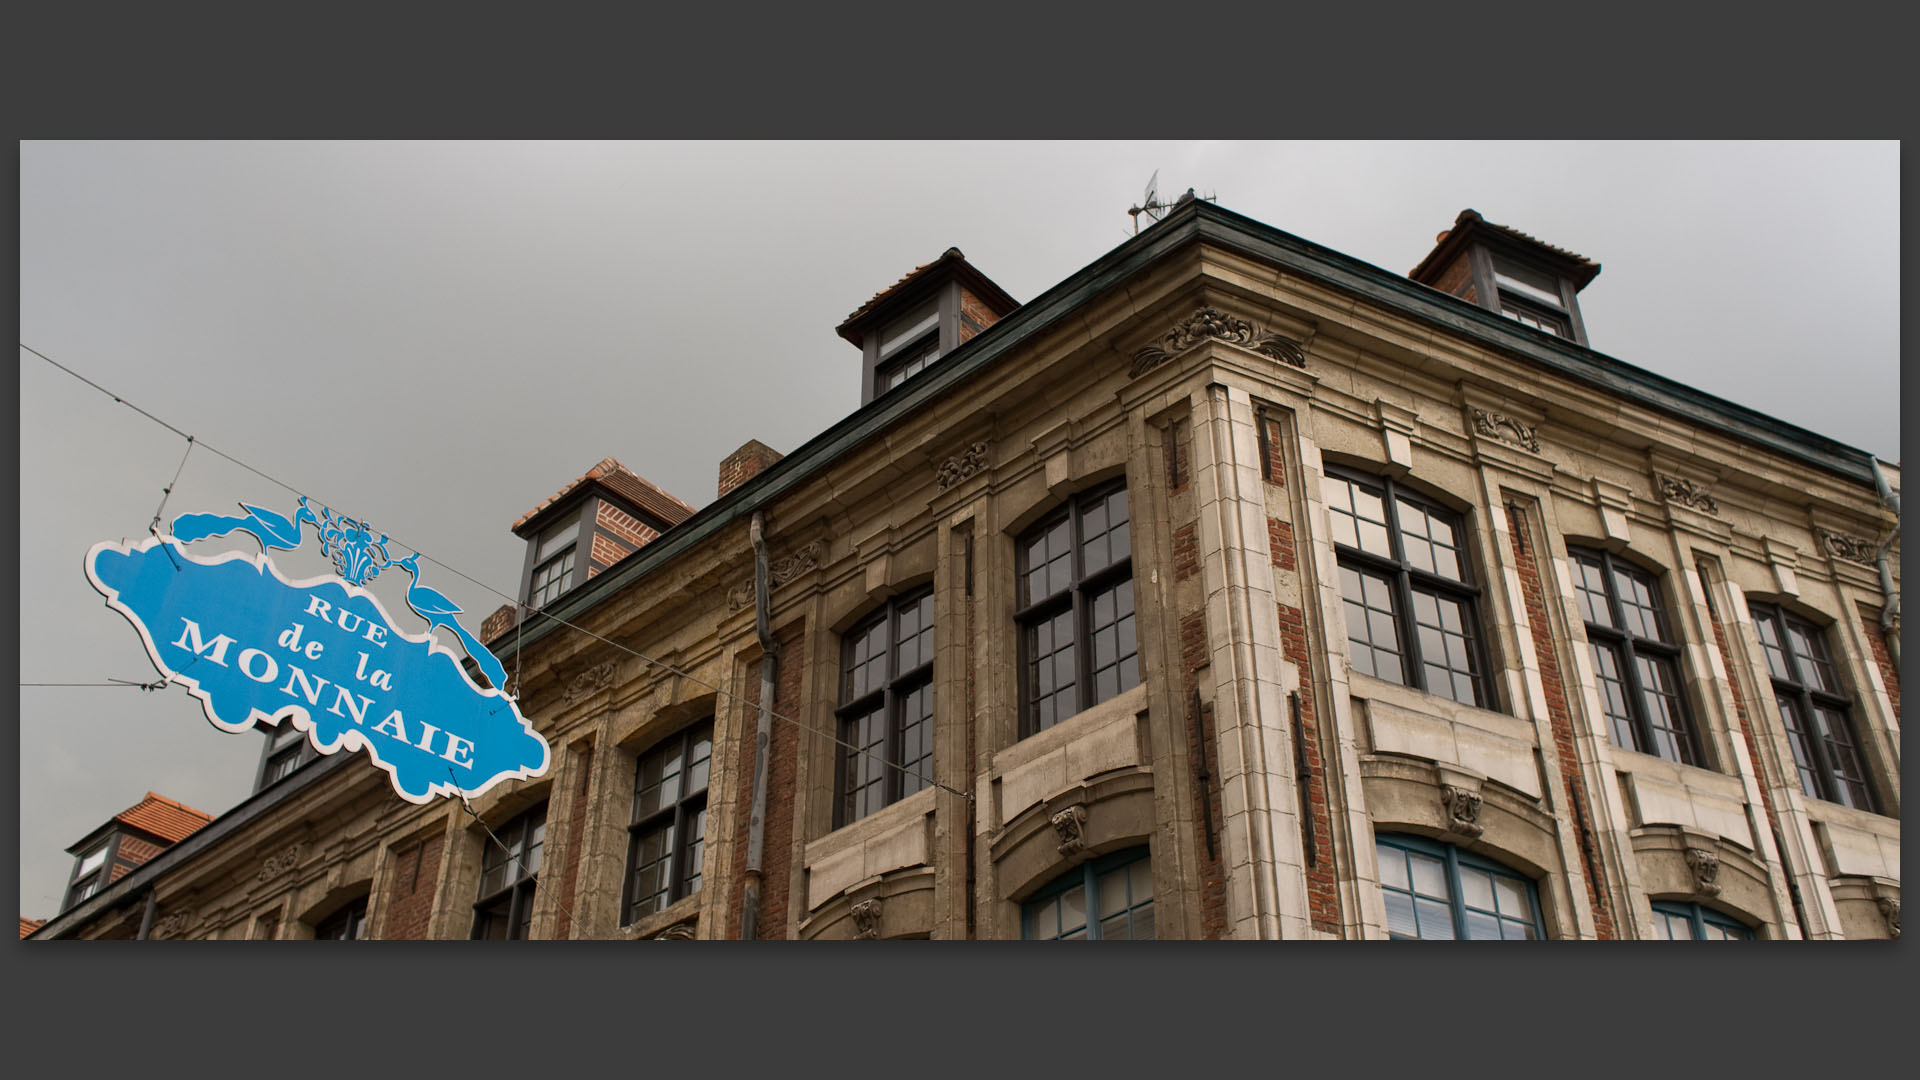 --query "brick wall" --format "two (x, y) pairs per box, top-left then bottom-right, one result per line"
(1267, 517), (1297, 573)
(1172, 523), (1199, 583)
(597, 501), (662, 551)
(554, 743), (595, 939)
(1277, 601), (1342, 935)
(718, 441), (784, 500)
(1858, 603), (1900, 721)
(117, 834), (164, 867)
(1257, 414), (1286, 484)
(589, 532), (635, 577)
(1505, 504), (1614, 938)
(481, 604), (517, 645)
(1432, 255), (1476, 302)
(380, 833), (445, 940)
(959, 288), (1003, 344)
(1168, 419), (1190, 493)
(728, 625), (805, 938)
(1179, 609), (1228, 939)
